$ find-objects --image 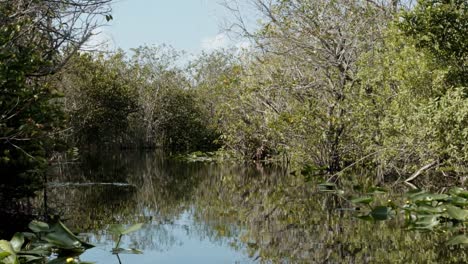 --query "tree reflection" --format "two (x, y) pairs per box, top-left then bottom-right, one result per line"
(39, 151), (467, 263)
